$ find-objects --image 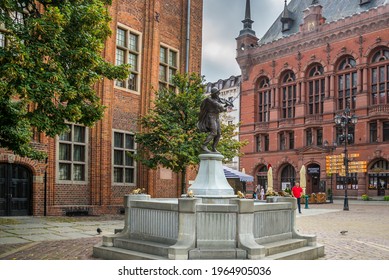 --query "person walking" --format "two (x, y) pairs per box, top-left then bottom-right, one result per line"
(292, 182), (303, 214)
(260, 187), (265, 200)
(253, 185), (258, 199)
